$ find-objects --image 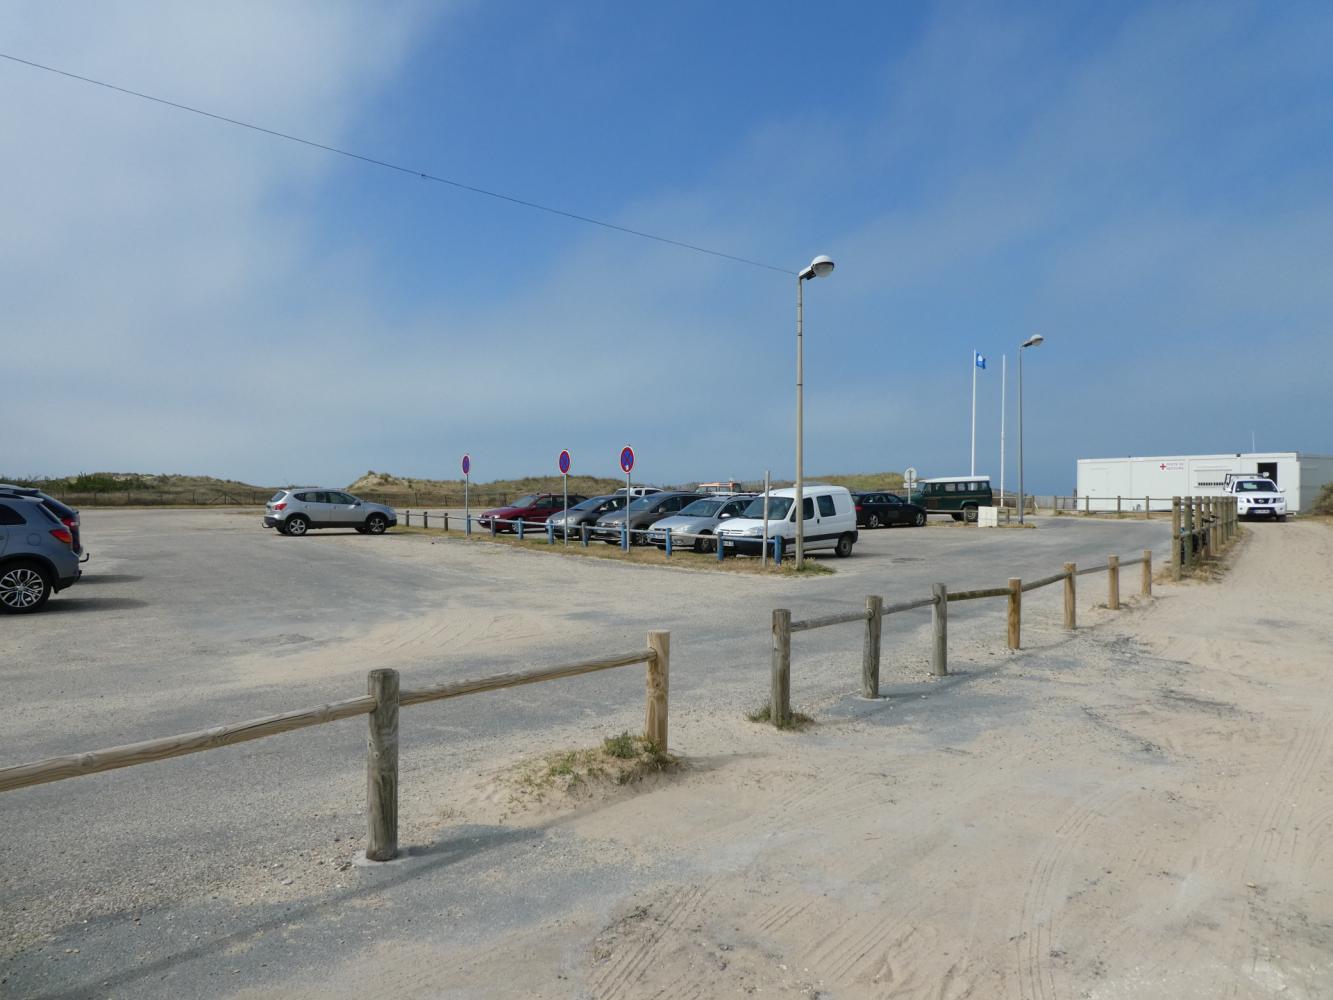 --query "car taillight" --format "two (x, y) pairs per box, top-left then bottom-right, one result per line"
(62, 516), (77, 528)
(50, 528), (74, 546)
(273, 502), (287, 511)
(855, 505), (863, 511)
